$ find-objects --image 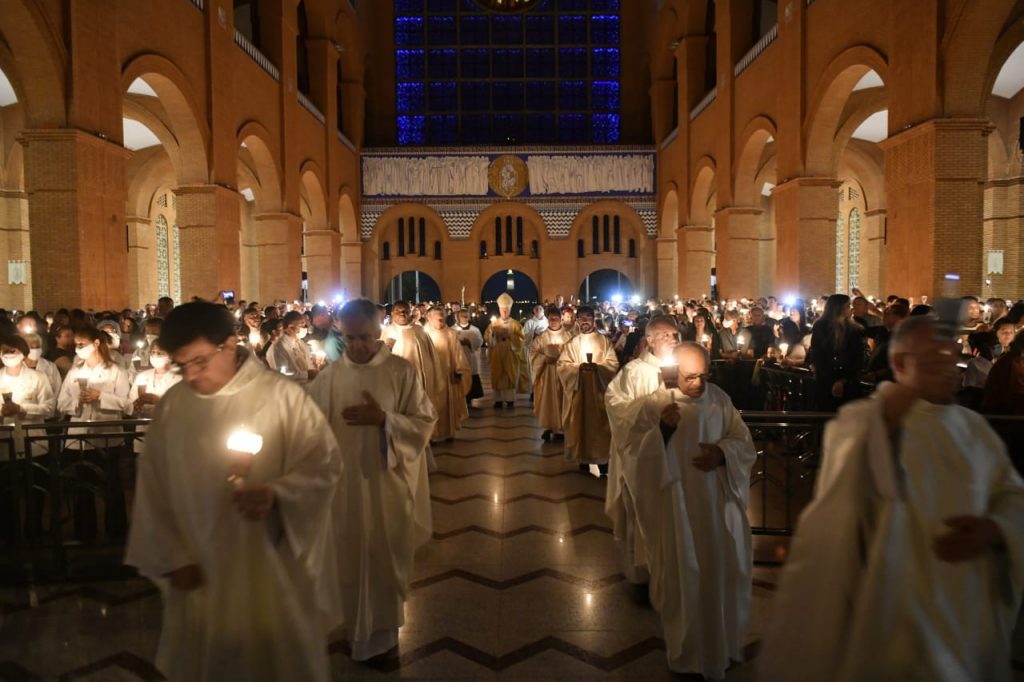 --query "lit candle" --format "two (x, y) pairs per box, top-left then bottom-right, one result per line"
(700, 334), (710, 345)
(314, 349), (326, 363)
(249, 331), (261, 347)
(226, 428), (263, 486)
(659, 356), (679, 389)
(136, 340), (145, 349)
(135, 375), (149, 396)
(737, 334), (747, 348)
(779, 342), (789, 357)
